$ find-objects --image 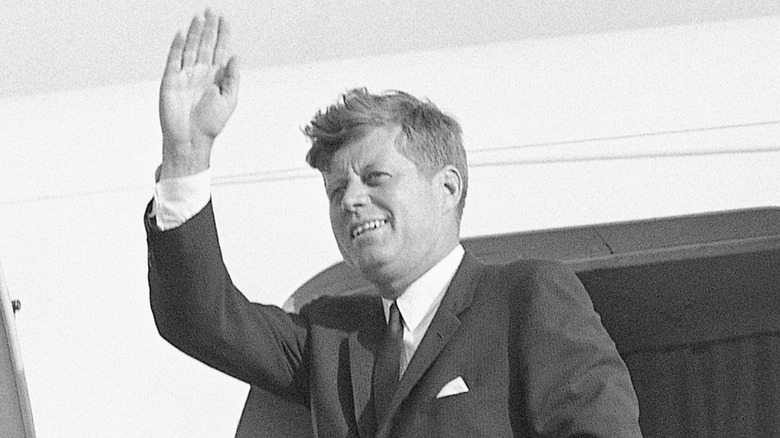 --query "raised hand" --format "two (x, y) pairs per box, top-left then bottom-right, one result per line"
(158, 9), (240, 180)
